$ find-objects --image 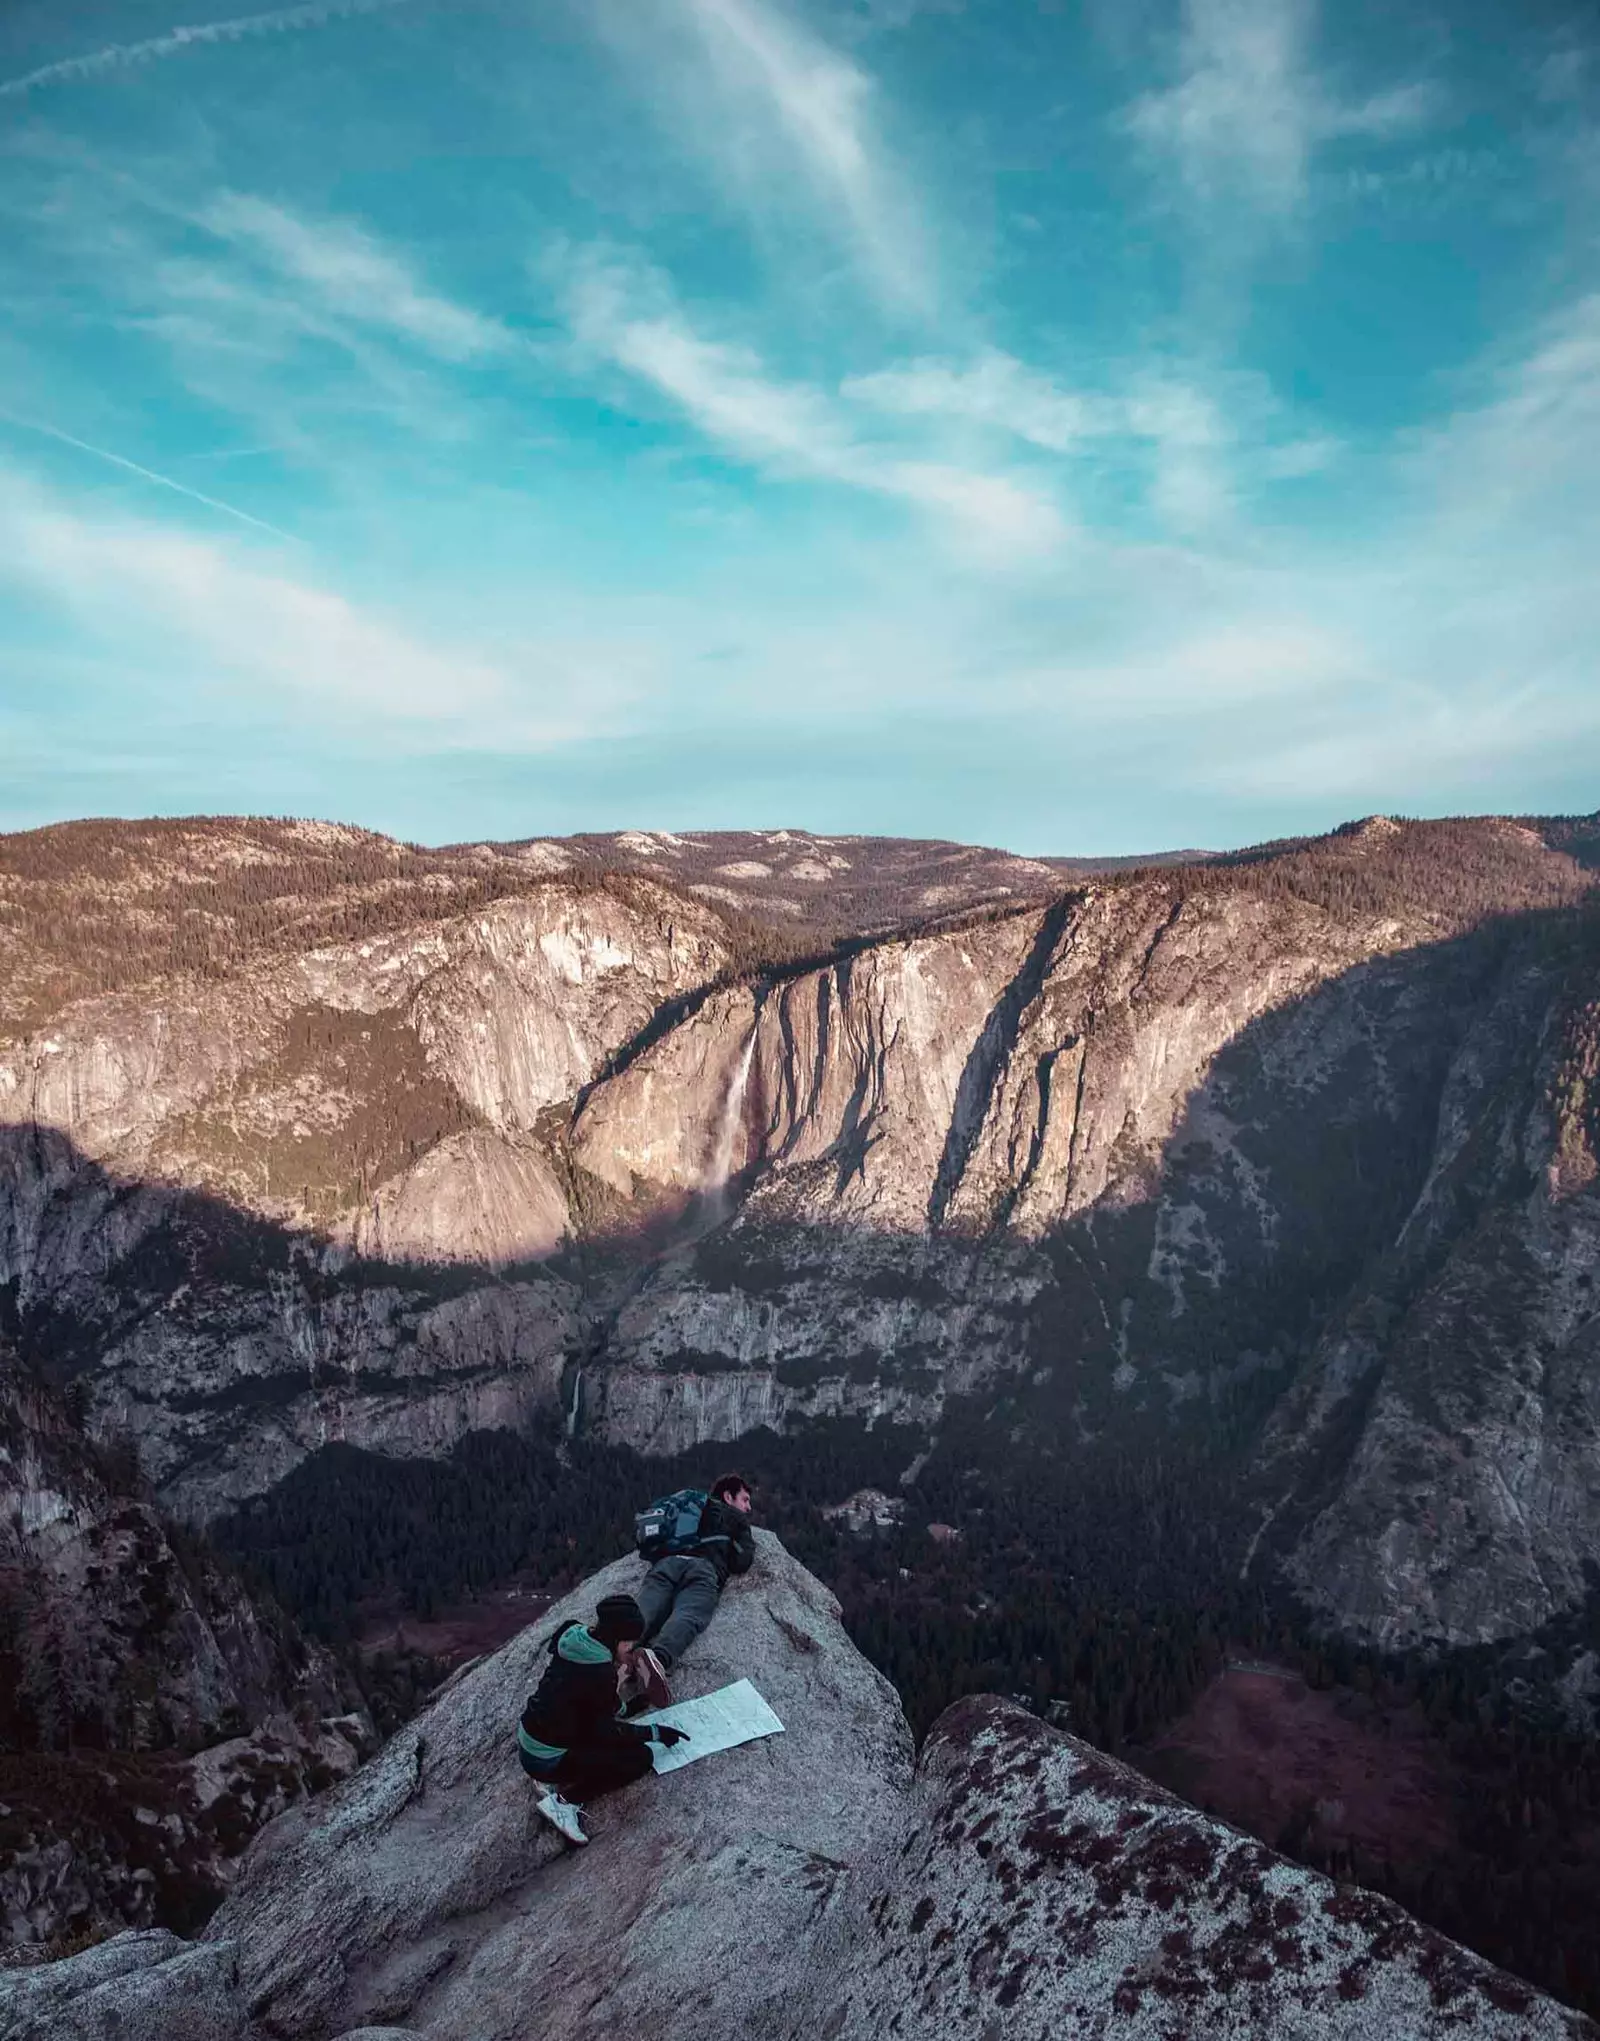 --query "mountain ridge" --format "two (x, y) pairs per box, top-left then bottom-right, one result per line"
(2, 812), (1596, 1637)
(3, 807), (1599, 2001)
